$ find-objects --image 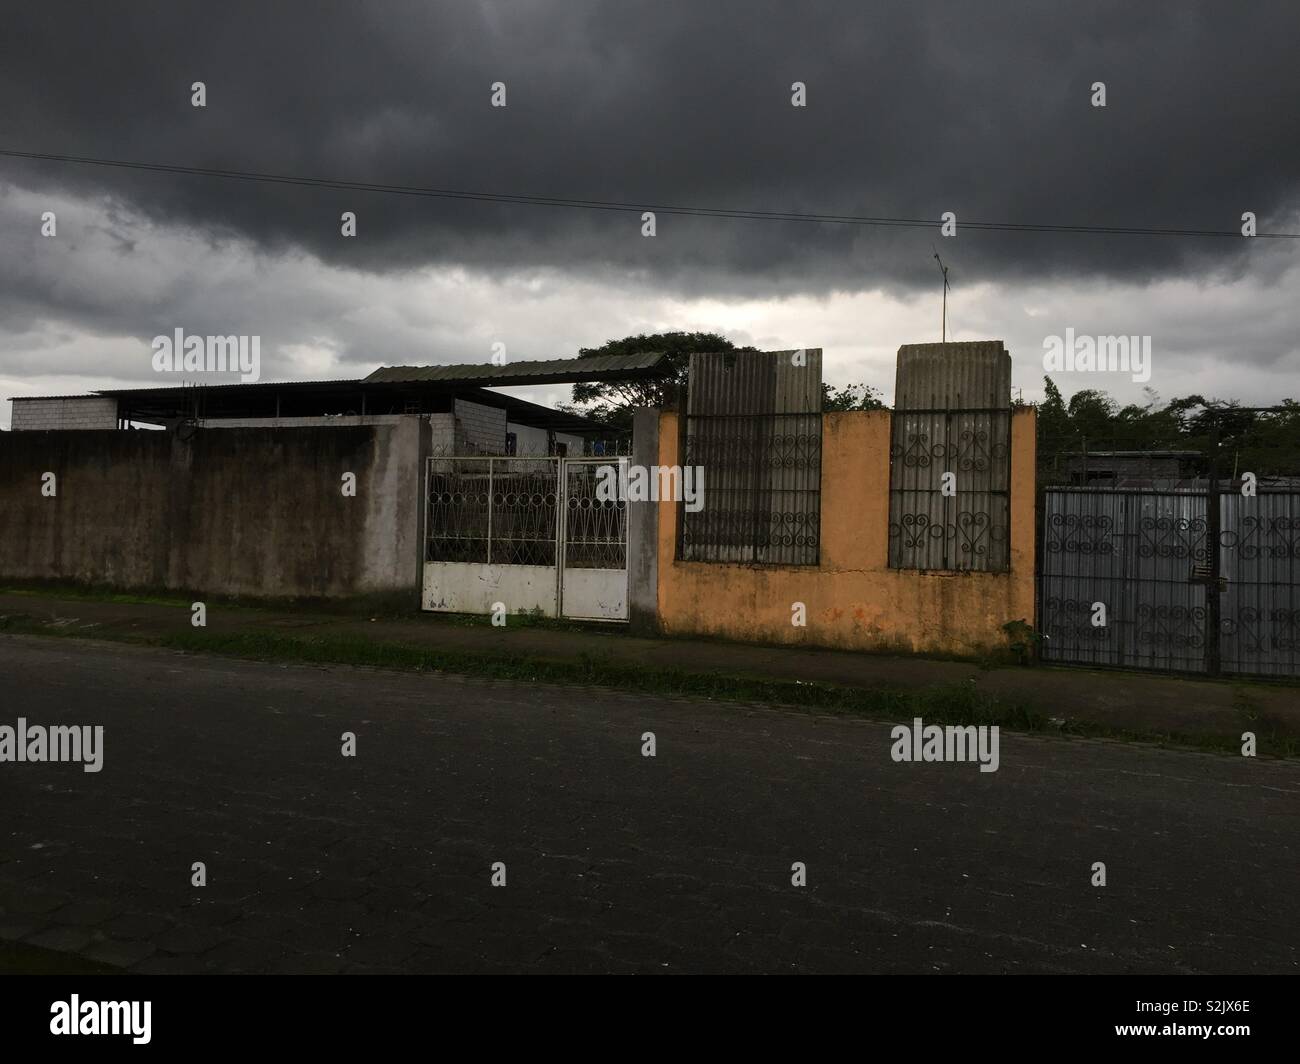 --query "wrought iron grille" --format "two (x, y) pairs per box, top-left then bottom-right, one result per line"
(1219, 494), (1300, 676)
(562, 460), (628, 570)
(888, 408), (1011, 572)
(425, 457), (559, 566)
(1040, 487), (1300, 677)
(1040, 490), (1210, 672)
(680, 412), (821, 566)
